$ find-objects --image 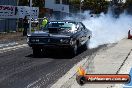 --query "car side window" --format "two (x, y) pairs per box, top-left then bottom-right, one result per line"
(75, 24), (80, 32)
(79, 23), (85, 31)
